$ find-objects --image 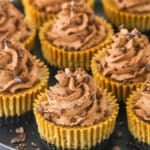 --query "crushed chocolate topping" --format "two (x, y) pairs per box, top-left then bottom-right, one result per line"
(0, 0), (31, 42)
(38, 68), (111, 127)
(133, 80), (150, 122)
(97, 28), (150, 83)
(45, 0), (106, 50)
(115, 0), (150, 13)
(0, 40), (40, 93)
